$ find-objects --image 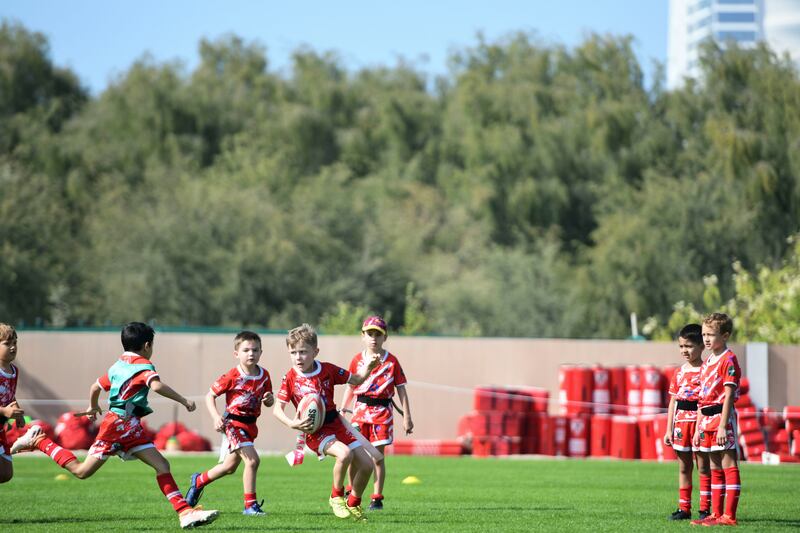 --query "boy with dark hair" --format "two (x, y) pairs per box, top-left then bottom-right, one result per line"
(185, 330), (274, 516)
(11, 322), (219, 529)
(691, 313), (742, 527)
(663, 323), (710, 520)
(0, 323), (25, 483)
(273, 323), (381, 521)
(341, 315), (413, 510)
